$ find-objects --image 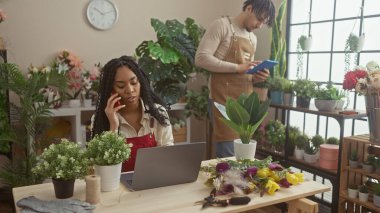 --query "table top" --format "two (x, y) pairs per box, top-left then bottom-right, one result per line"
(13, 160), (330, 213)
